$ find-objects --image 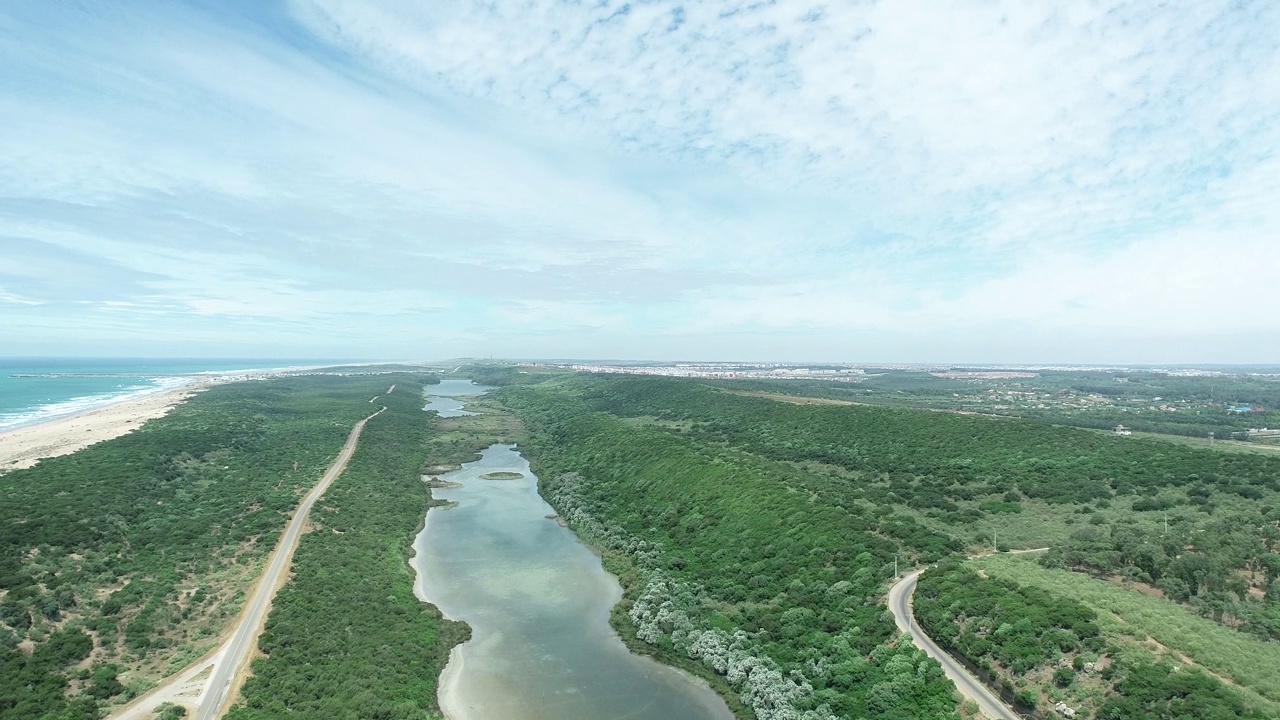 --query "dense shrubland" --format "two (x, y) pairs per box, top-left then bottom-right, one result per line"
(500, 373), (1280, 719)
(0, 373), (435, 719)
(1097, 660), (1267, 719)
(502, 382), (961, 719)
(1042, 510), (1280, 639)
(227, 379), (466, 720)
(973, 552), (1280, 715)
(582, 376), (1280, 631)
(10, 367), (1276, 719)
(915, 562), (1102, 676)
(915, 562), (1270, 718)
(915, 563), (1102, 714)
(586, 376), (1280, 505)
(713, 370), (1280, 439)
